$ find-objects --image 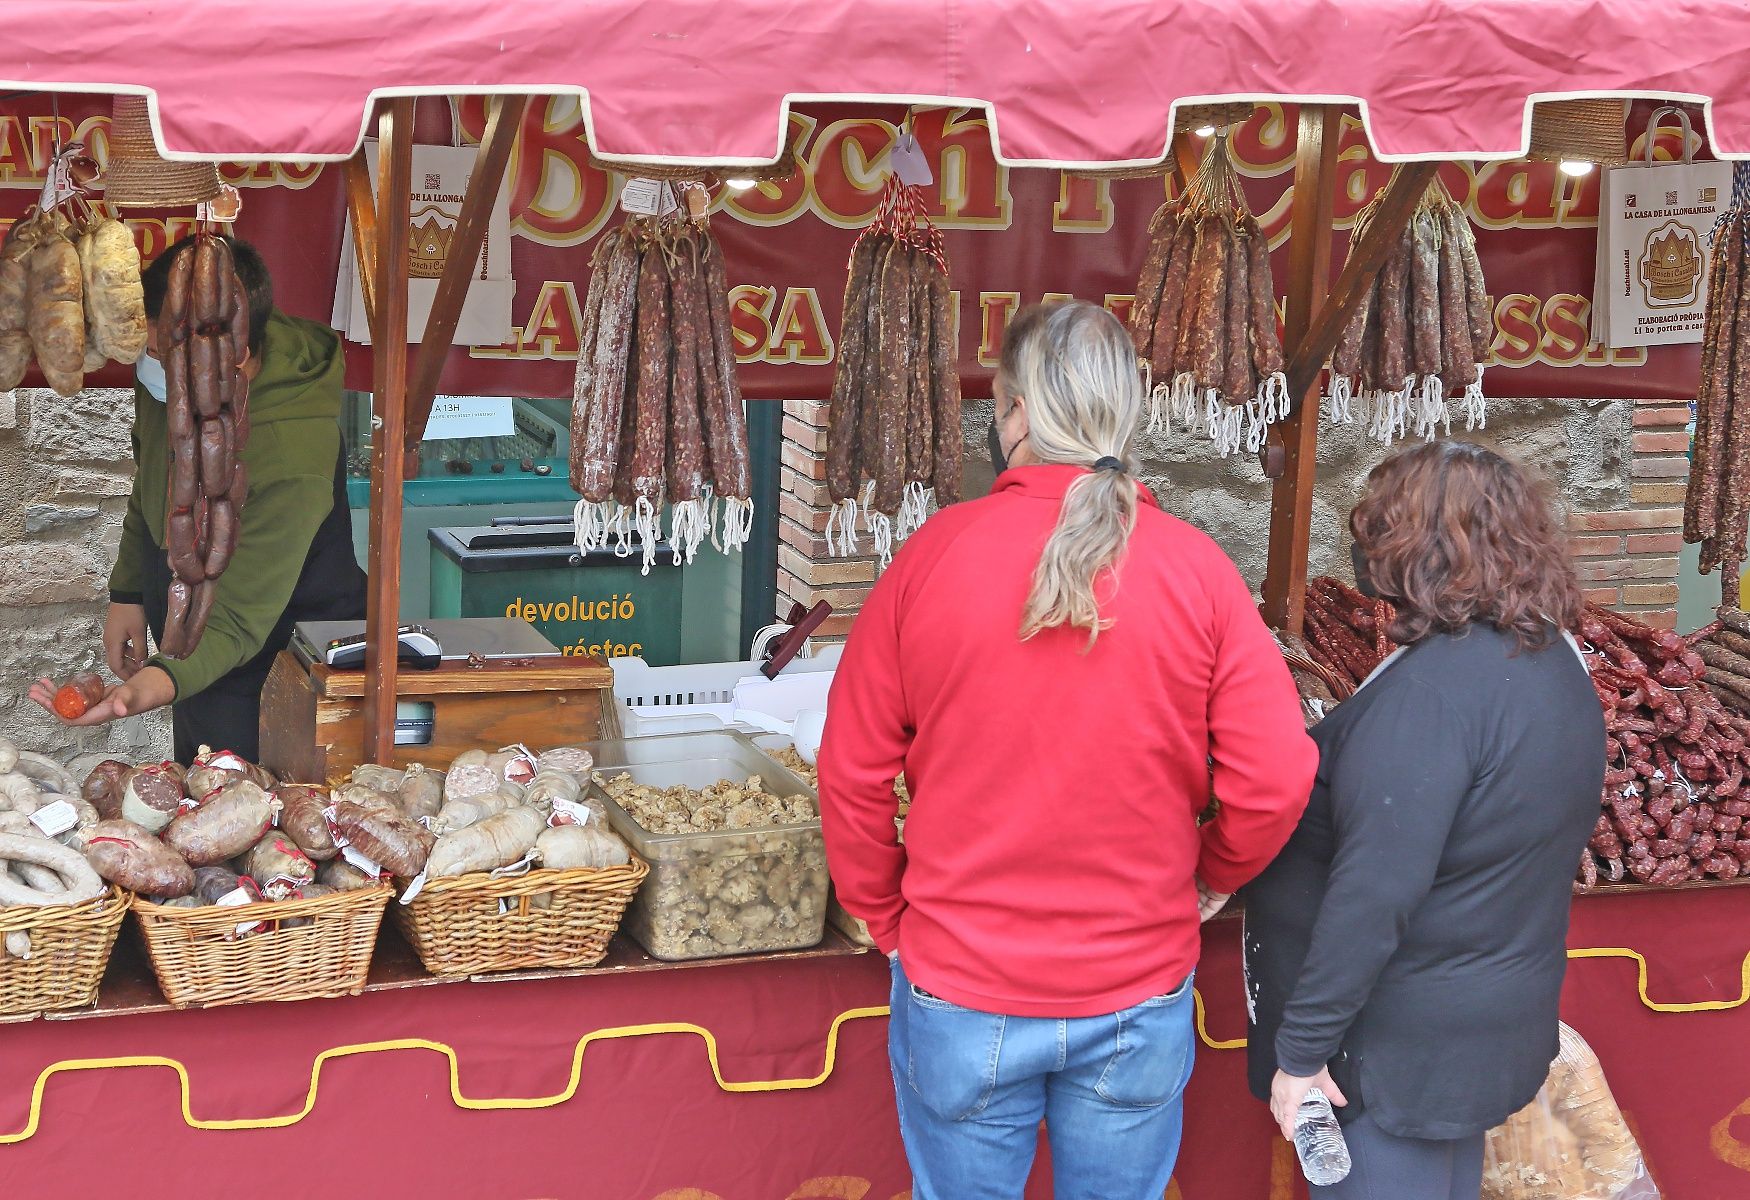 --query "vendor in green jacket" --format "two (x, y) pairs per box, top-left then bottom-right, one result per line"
(31, 236), (367, 763)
